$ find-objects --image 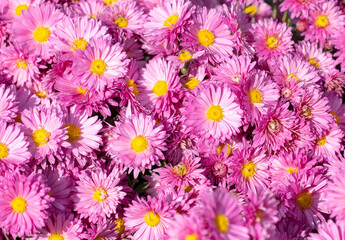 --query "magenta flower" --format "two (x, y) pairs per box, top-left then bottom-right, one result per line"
(308, 219), (345, 240)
